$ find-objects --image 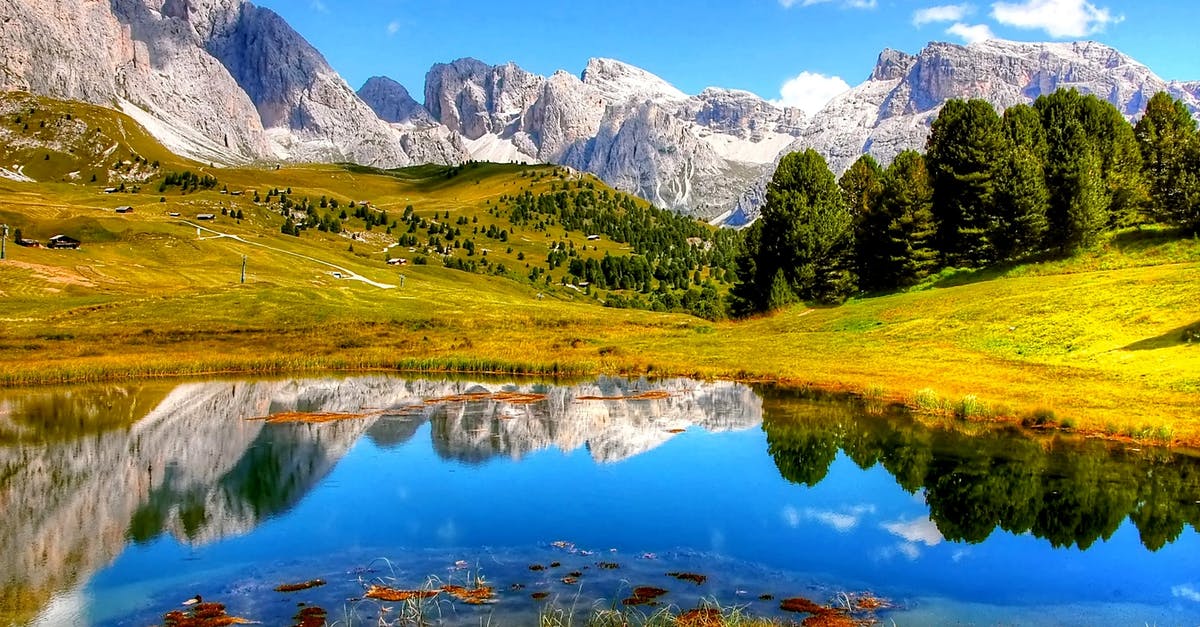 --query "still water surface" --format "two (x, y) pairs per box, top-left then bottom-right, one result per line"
(1, 376), (1198, 625)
